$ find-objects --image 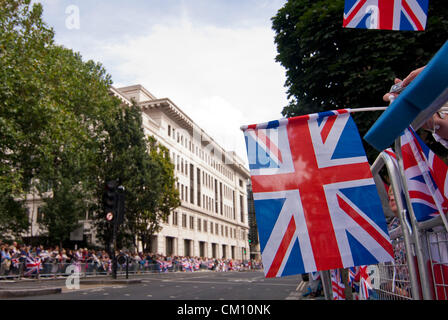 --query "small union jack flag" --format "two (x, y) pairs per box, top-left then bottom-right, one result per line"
(348, 266), (358, 286)
(331, 269), (346, 300)
(11, 258), (21, 269)
(343, 0), (429, 31)
(242, 110), (394, 277)
(401, 128), (448, 222)
(24, 256), (42, 276)
(359, 265), (373, 299)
